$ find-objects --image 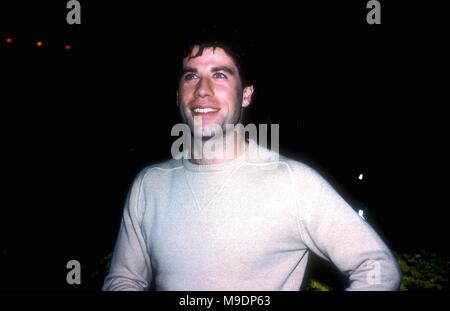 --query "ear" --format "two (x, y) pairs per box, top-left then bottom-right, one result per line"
(241, 85), (254, 108)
